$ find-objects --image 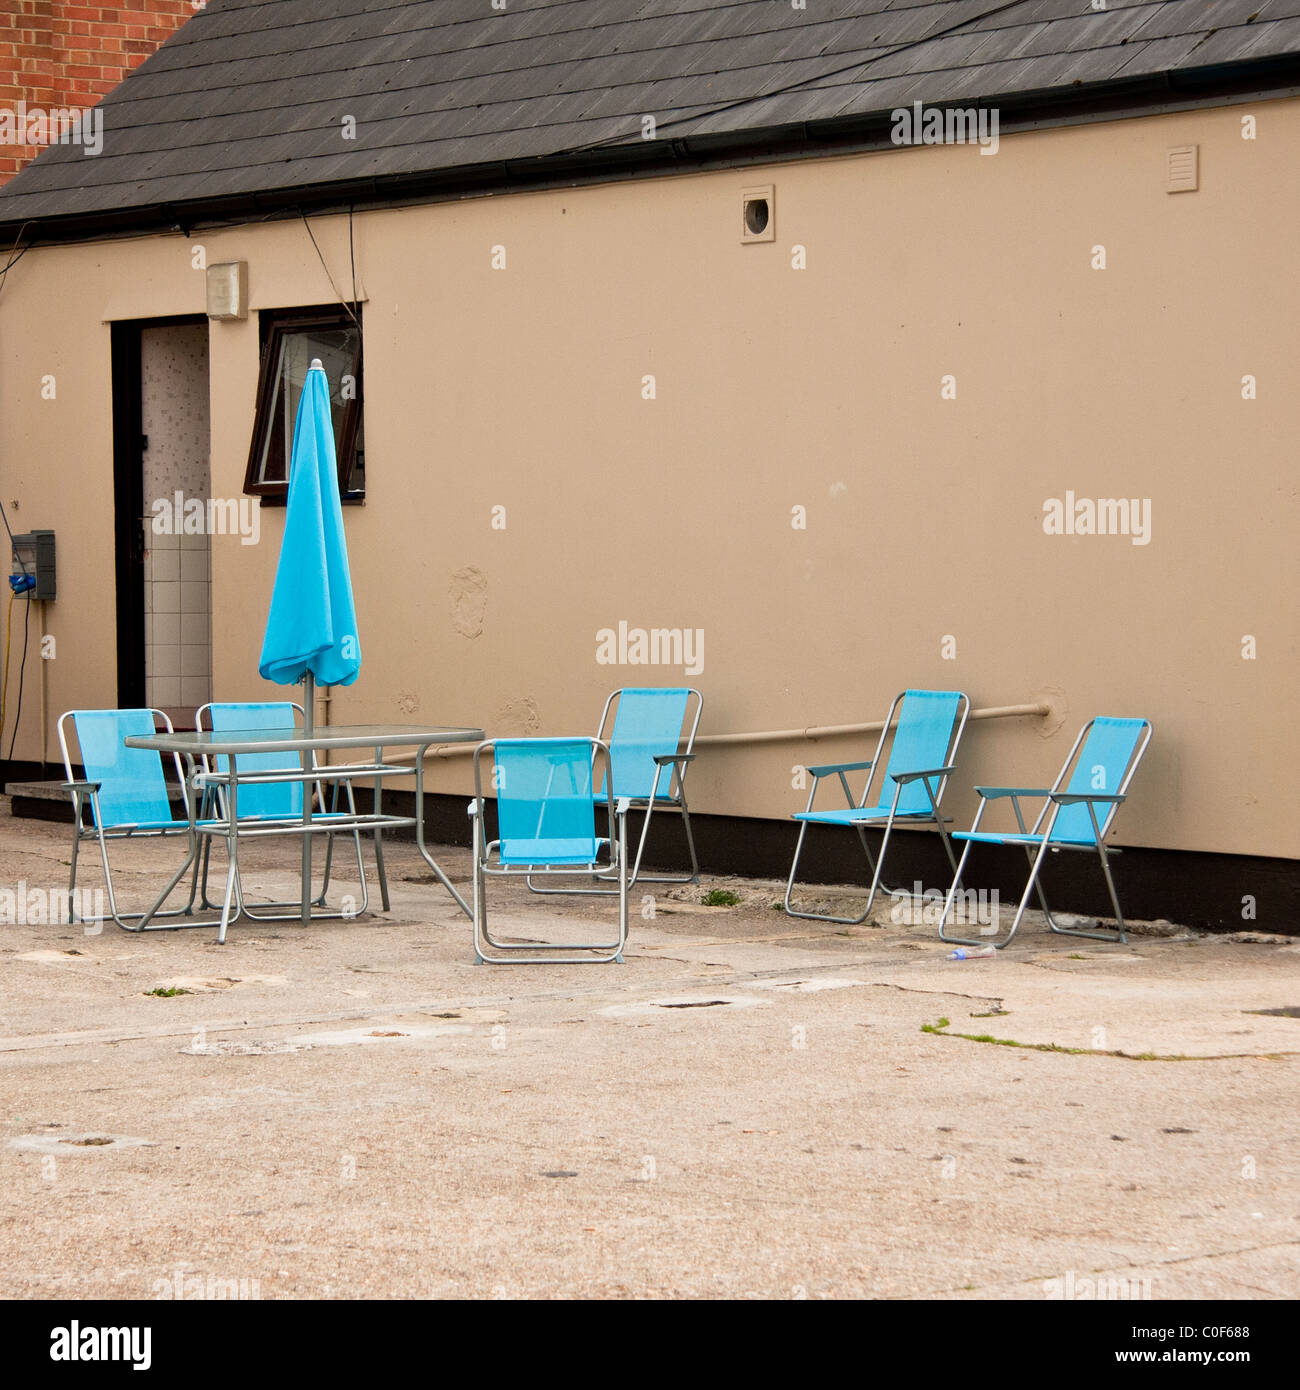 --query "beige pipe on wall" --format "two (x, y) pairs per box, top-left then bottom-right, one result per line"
(691, 701), (1052, 748)
(379, 700), (1055, 766)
